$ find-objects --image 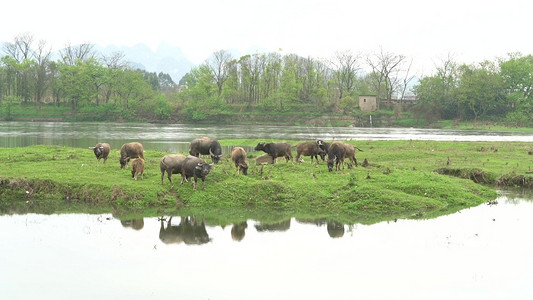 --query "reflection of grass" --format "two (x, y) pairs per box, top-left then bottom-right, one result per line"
(5, 139), (532, 225)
